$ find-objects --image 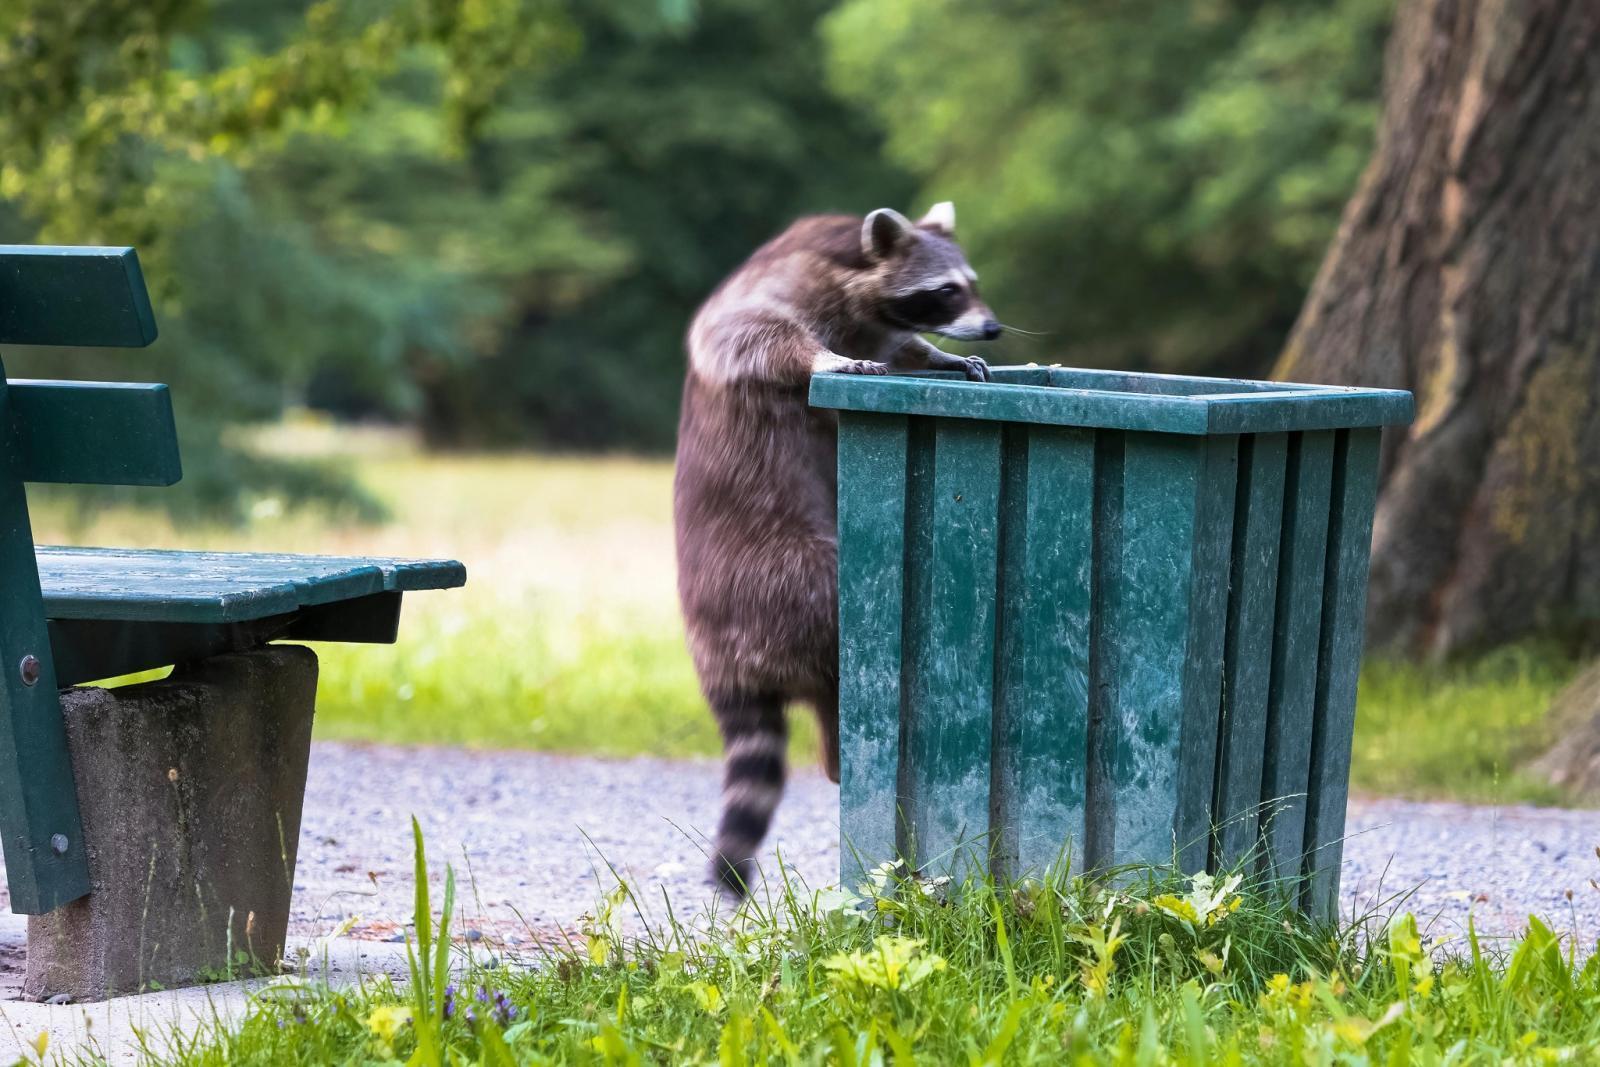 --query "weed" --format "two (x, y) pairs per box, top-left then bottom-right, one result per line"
(117, 824), (1600, 1065)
